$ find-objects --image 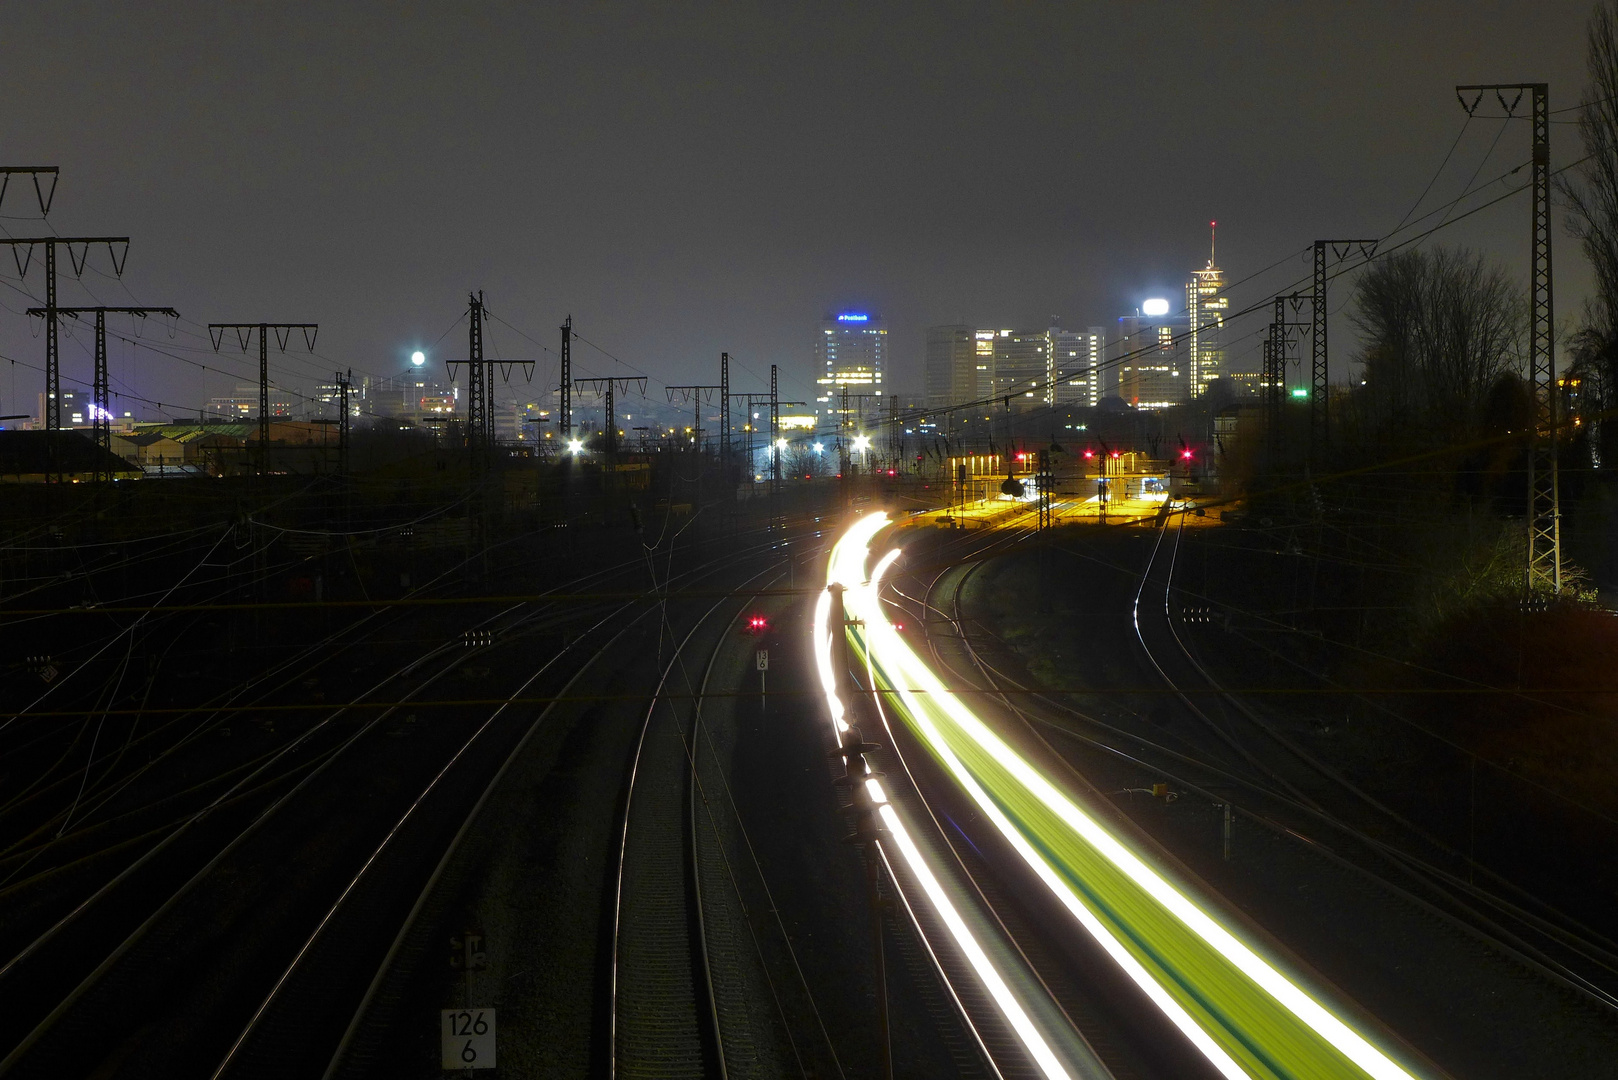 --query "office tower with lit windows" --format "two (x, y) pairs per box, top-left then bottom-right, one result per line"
(925, 324), (976, 410)
(989, 328), (1047, 407)
(972, 329), (996, 399)
(927, 321), (1105, 411)
(815, 311), (886, 422)
(203, 383), (298, 421)
(1115, 303), (1189, 410)
(37, 389), (135, 429)
(1047, 322), (1105, 408)
(1186, 221), (1229, 397)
